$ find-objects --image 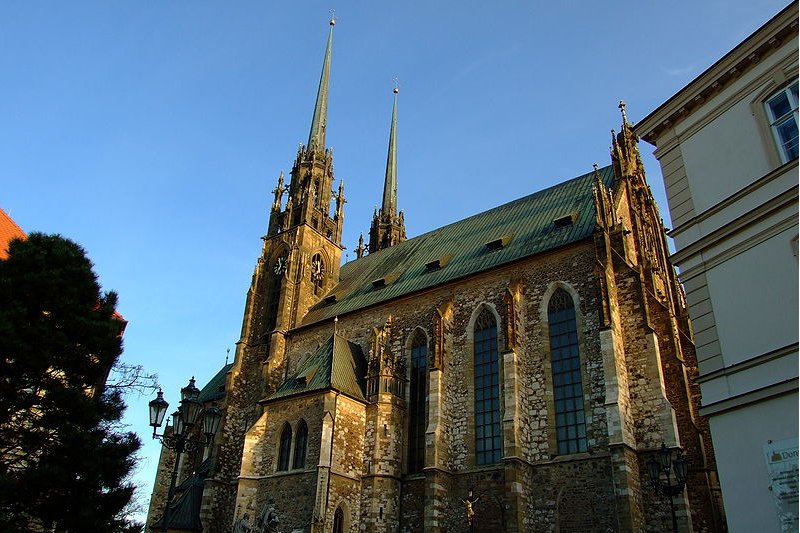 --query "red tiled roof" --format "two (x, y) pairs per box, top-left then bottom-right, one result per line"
(0, 207), (27, 260)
